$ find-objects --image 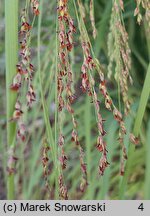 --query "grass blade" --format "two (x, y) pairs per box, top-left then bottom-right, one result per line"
(119, 63), (150, 199)
(144, 119), (150, 199)
(5, 0), (18, 199)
